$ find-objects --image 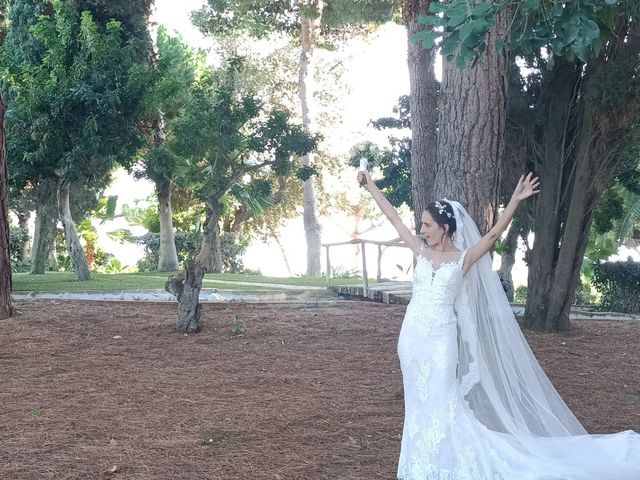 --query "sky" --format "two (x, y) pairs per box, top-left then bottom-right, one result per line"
(152, 0), (212, 50)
